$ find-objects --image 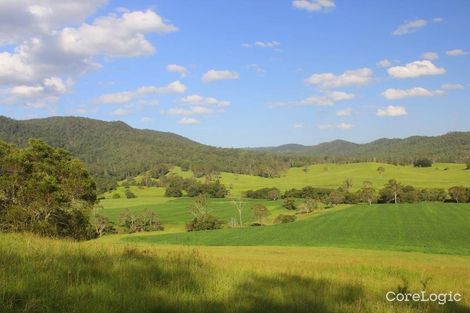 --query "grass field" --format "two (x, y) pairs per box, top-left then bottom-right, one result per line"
(1, 233), (469, 313)
(98, 195), (296, 232)
(123, 203), (470, 255)
(155, 162), (470, 197)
